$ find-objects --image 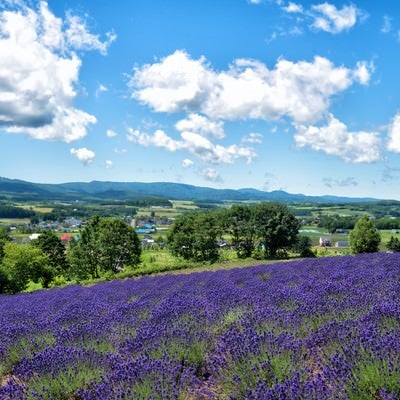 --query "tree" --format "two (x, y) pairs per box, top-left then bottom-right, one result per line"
(253, 203), (300, 258)
(97, 218), (141, 273)
(293, 236), (315, 258)
(387, 236), (400, 252)
(226, 205), (257, 258)
(0, 226), (12, 262)
(349, 215), (380, 254)
(167, 212), (221, 262)
(168, 213), (196, 260)
(192, 212), (220, 262)
(72, 216), (102, 278)
(0, 268), (8, 294)
(66, 237), (88, 280)
(68, 216), (141, 279)
(1, 242), (51, 293)
(32, 231), (69, 276)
